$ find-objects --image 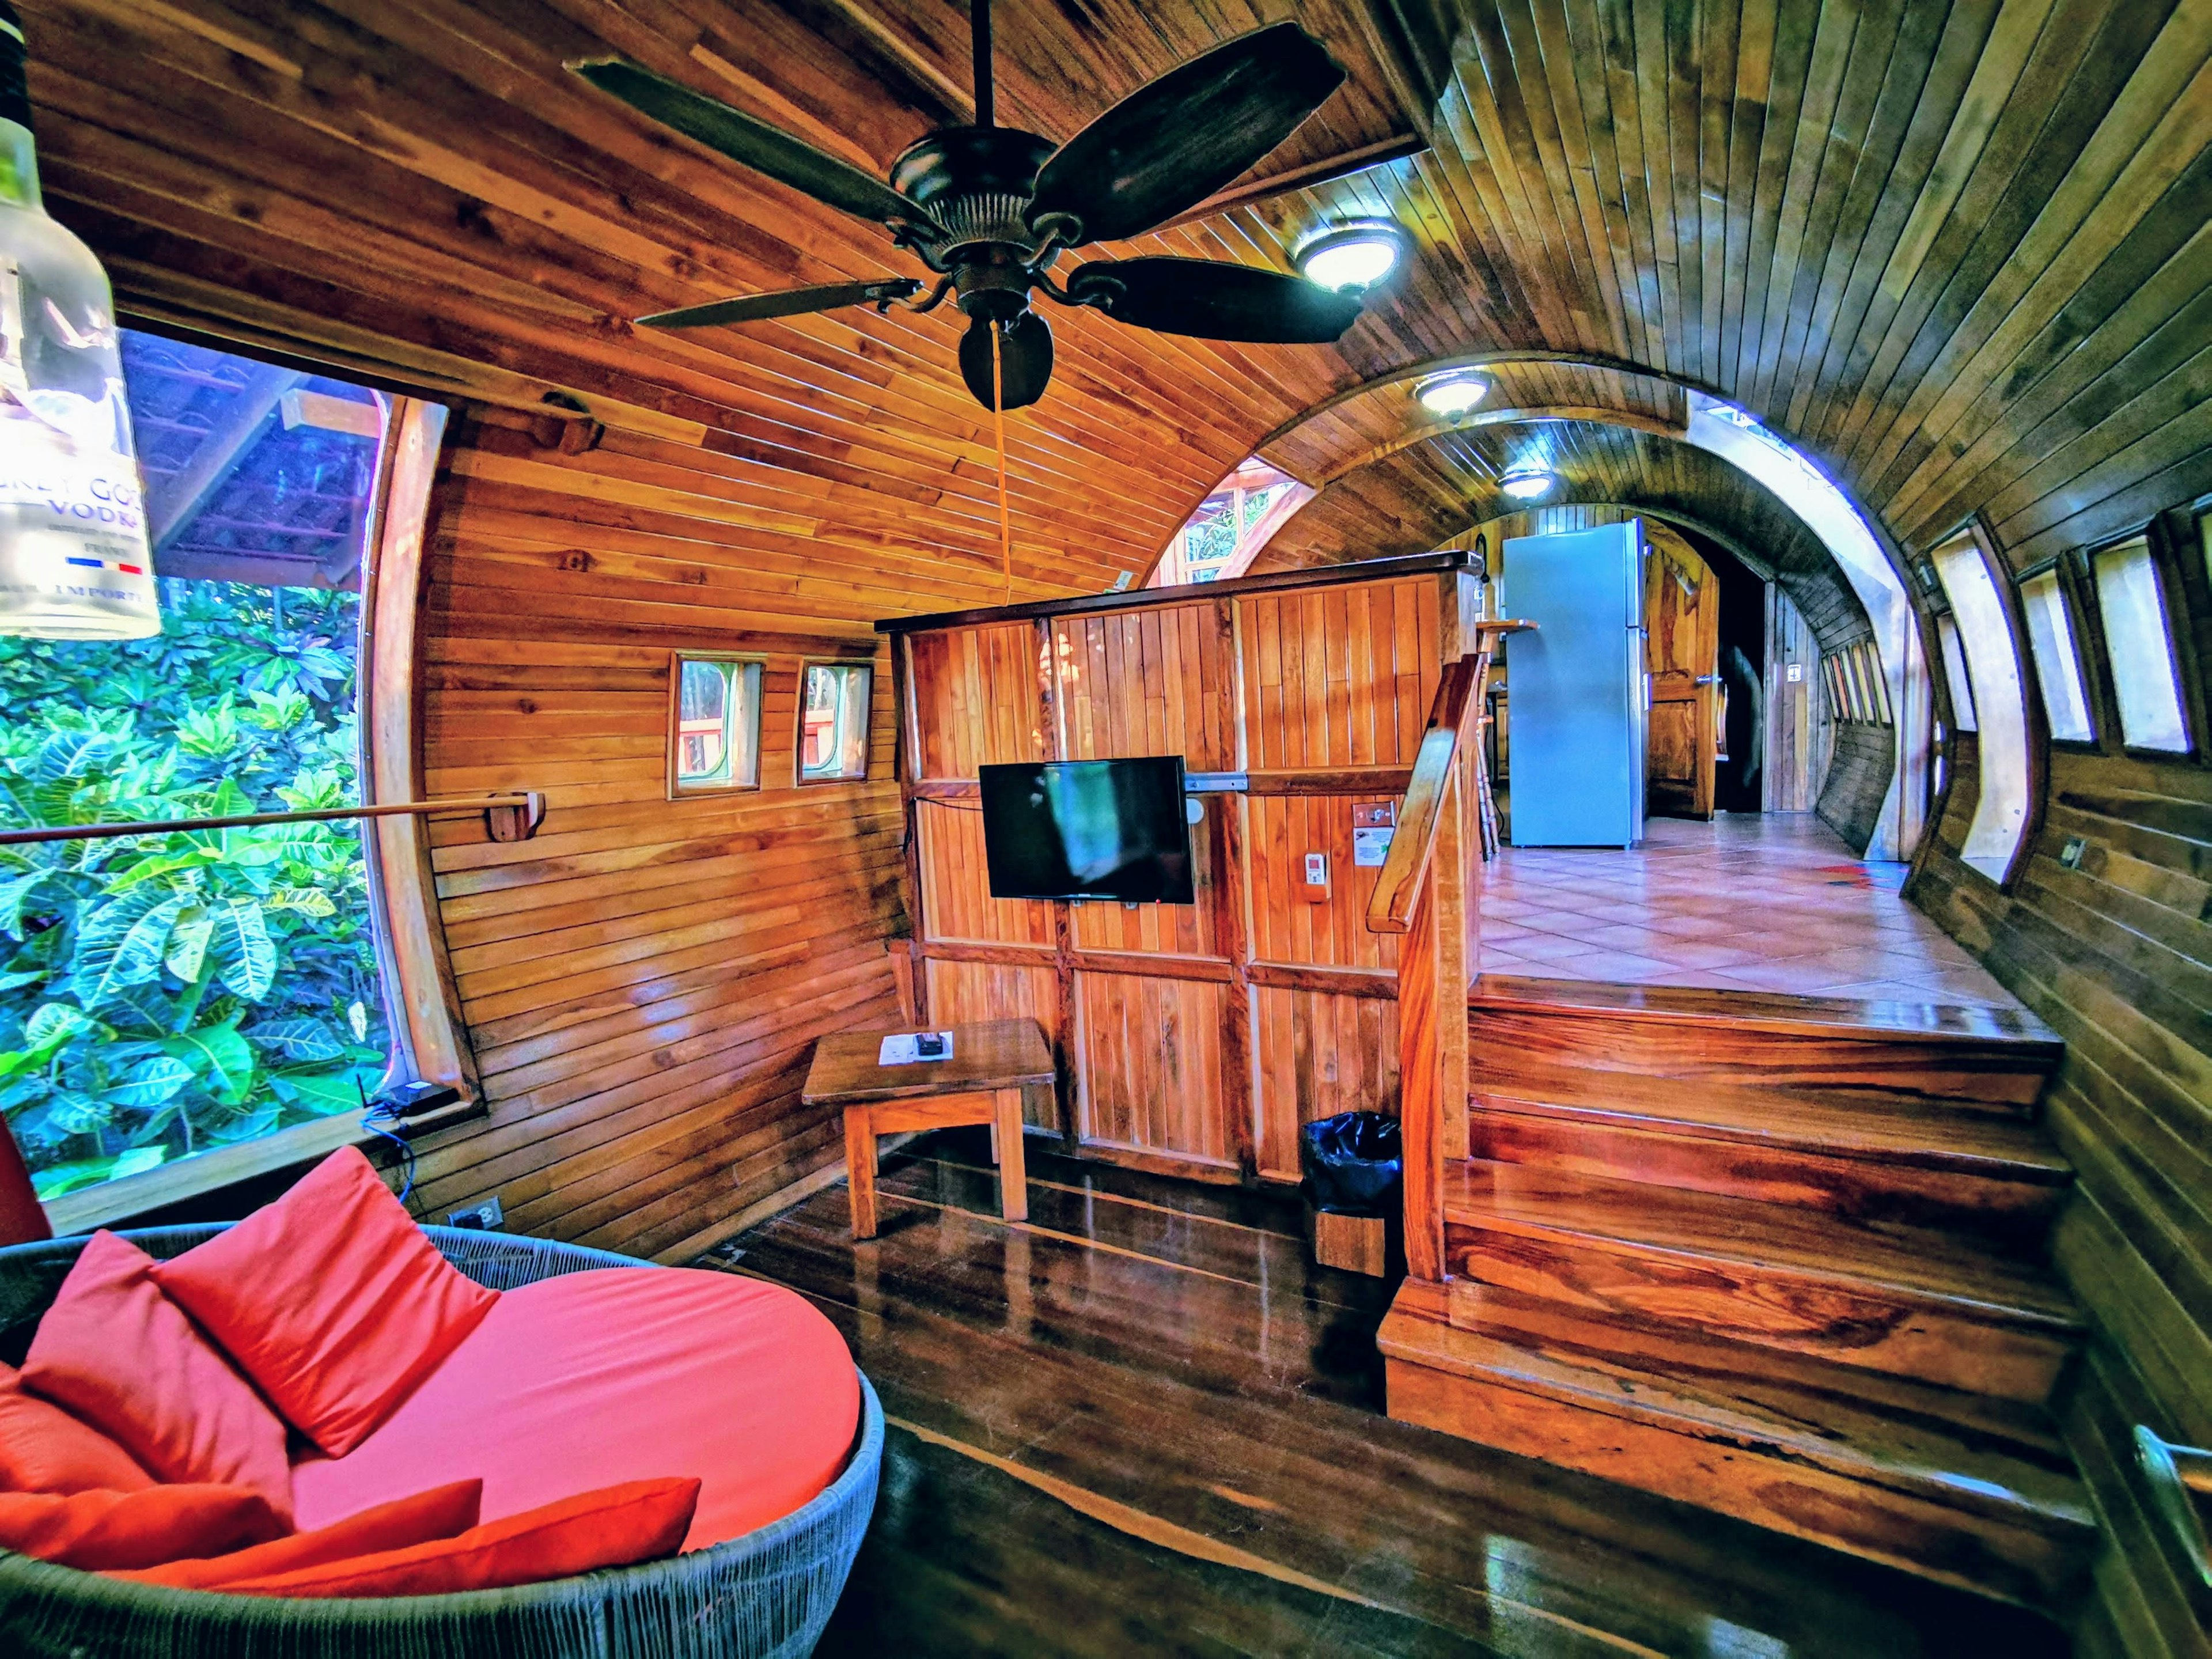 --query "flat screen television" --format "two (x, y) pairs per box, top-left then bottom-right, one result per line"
(978, 756), (1195, 904)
